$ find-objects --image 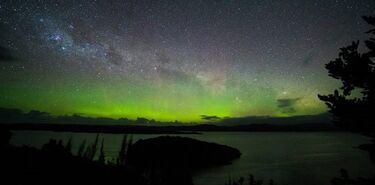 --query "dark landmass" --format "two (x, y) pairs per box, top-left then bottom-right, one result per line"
(0, 107), (197, 125)
(127, 136), (241, 169)
(0, 107), (338, 133)
(1, 107), (331, 126)
(191, 122), (339, 132)
(0, 122), (340, 134)
(0, 123), (201, 134)
(216, 112), (331, 126)
(358, 140), (375, 161)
